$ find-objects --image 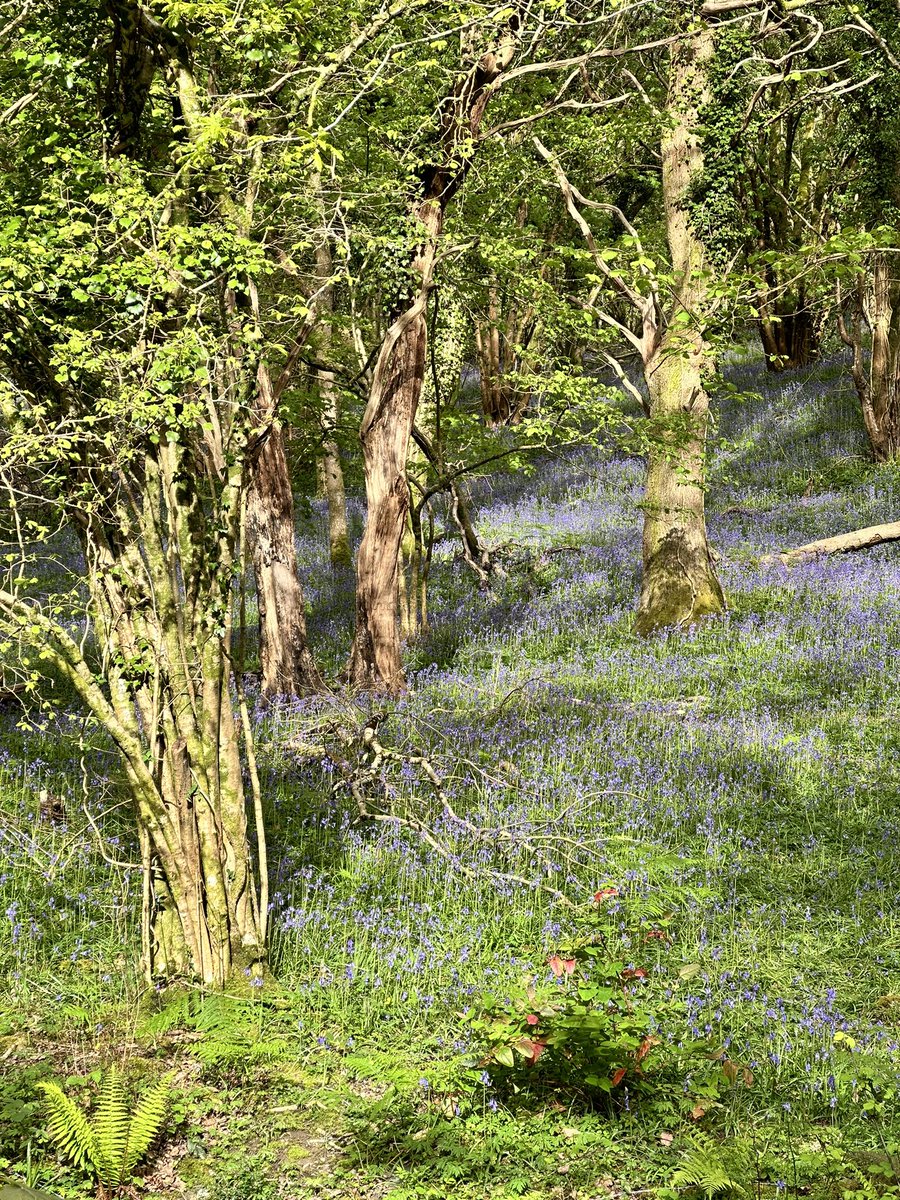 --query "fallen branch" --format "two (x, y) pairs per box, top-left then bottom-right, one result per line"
(0, 678), (28, 704)
(346, 720), (580, 909)
(274, 705), (622, 909)
(764, 520), (900, 565)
